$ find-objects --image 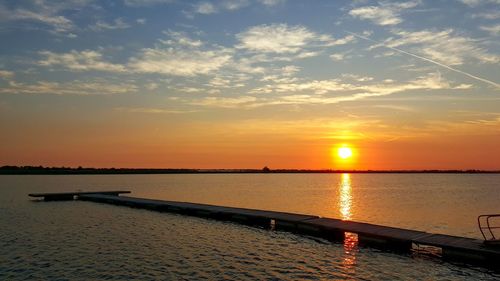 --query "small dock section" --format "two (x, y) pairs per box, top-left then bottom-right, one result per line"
(32, 191), (500, 270)
(28, 191), (130, 201)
